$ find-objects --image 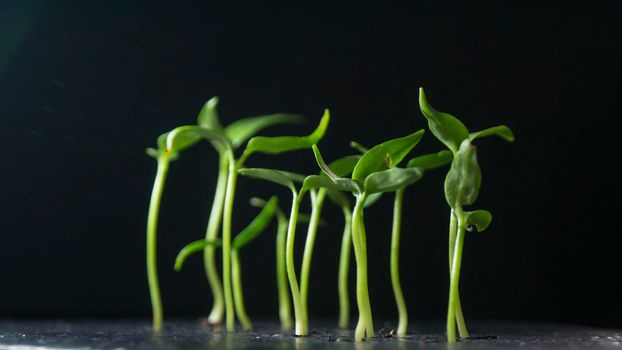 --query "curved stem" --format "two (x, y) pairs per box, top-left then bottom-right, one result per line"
(300, 189), (327, 329)
(447, 207), (467, 343)
(276, 212), (293, 330)
(391, 189), (407, 336)
(337, 206), (352, 329)
(449, 210), (469, 338)
(146, 155), (170, 333)
(204, 155), (228, 324)
(352, 194), (374, 341)
(231, 249), (252, 331)
(285, 193), (306, 335)
(222, 152), (238, 332)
